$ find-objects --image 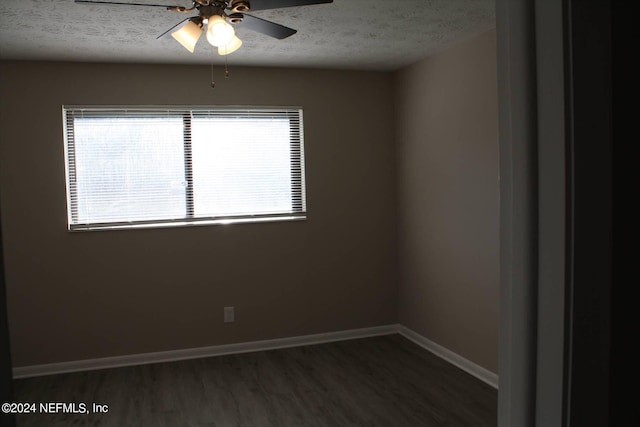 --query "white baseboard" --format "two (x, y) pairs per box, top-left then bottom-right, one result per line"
(398, 325), (499, 389)
(13, 324), (498, 389)
(12, 324), (398, 379)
